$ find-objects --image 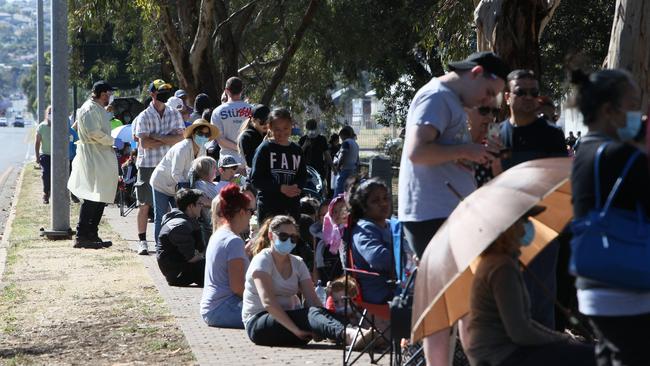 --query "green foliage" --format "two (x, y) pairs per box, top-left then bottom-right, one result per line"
(21, 52), (51, 115)
(540, 0), (615, 102)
